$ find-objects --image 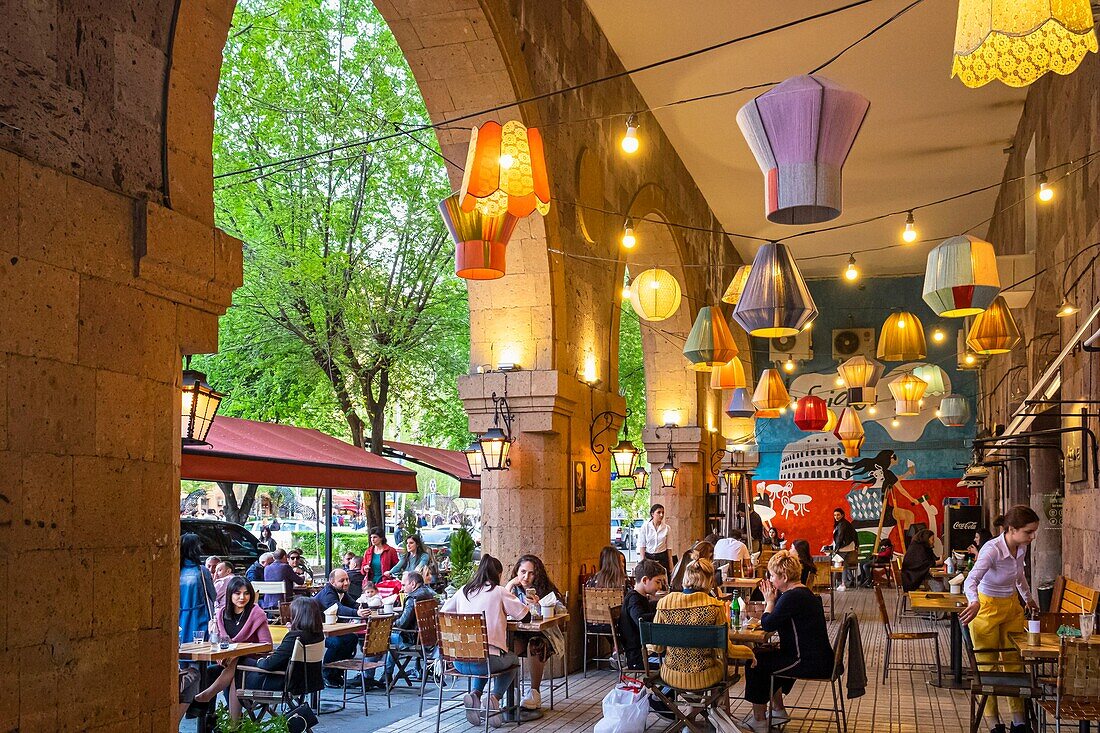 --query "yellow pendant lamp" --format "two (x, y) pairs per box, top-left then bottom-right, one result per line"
(683, 306), (739, 371)
(838, 355), (885, 406)
(952, 0), (1098, 88)
(966, 296), (1022, 354)
(752, 369), (790, 411)
(822, 408), (838, 434)
(459, 120), (550, 217)
(710, 356), (747, 390)
(877, 311), (927, 361)
(889, 373), (928, 416)
(721, 265), (753, 305)
(628, 268), (682, 322)
(834, 408), (865, 458)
